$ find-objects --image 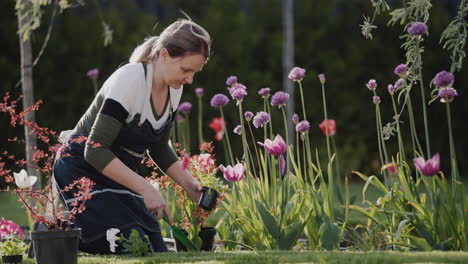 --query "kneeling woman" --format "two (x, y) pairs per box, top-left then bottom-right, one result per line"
(54, 19), (211, 253)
